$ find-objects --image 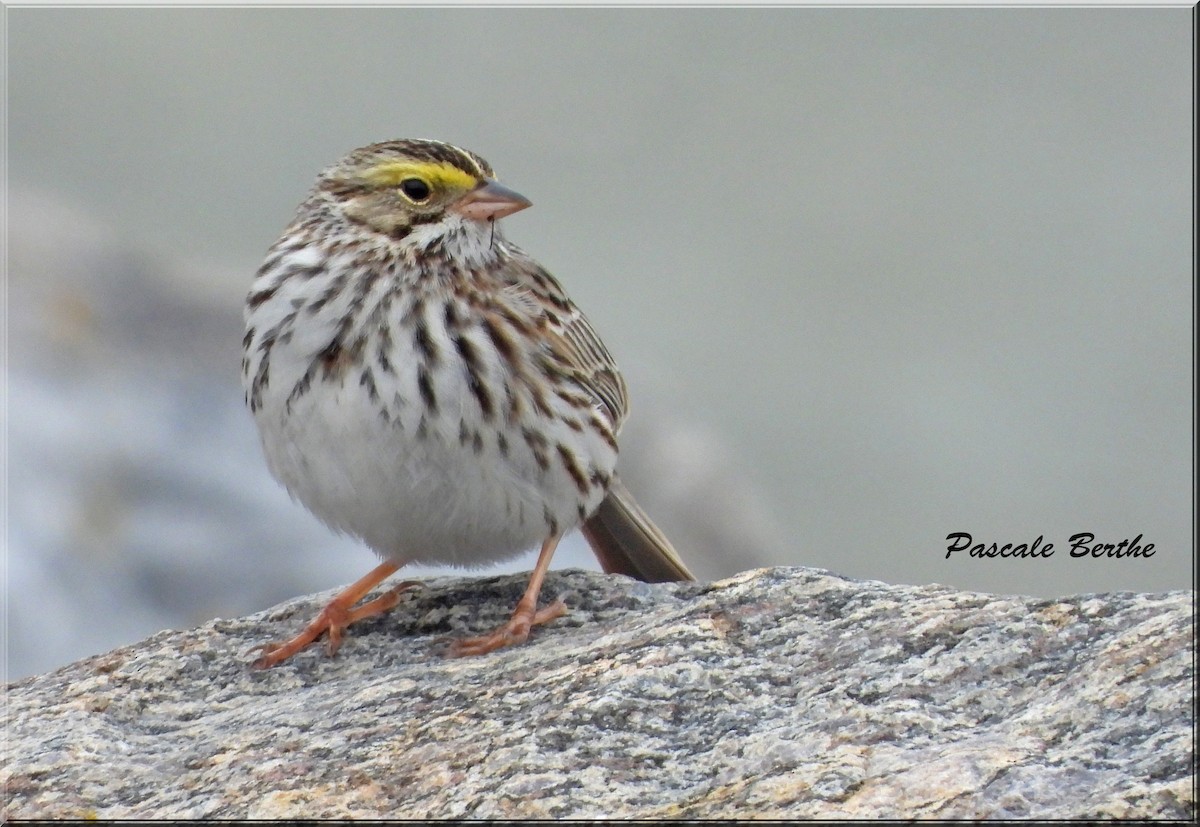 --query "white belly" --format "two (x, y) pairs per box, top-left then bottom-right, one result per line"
(247, 314), (614, 567)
